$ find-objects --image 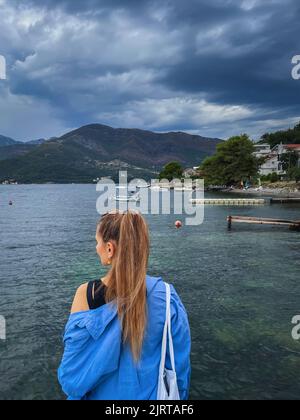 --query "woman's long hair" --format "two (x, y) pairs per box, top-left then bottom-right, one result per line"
(97, 210), (150, 364)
